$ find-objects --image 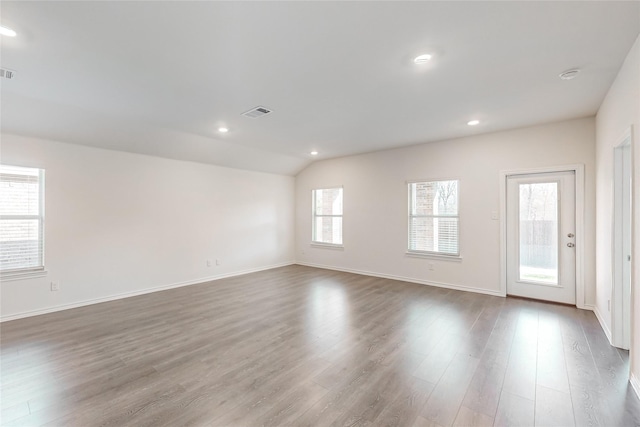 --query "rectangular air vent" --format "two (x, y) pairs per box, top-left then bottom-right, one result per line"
(242, 106), (272, 118)
(0, 68), (15, 80)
